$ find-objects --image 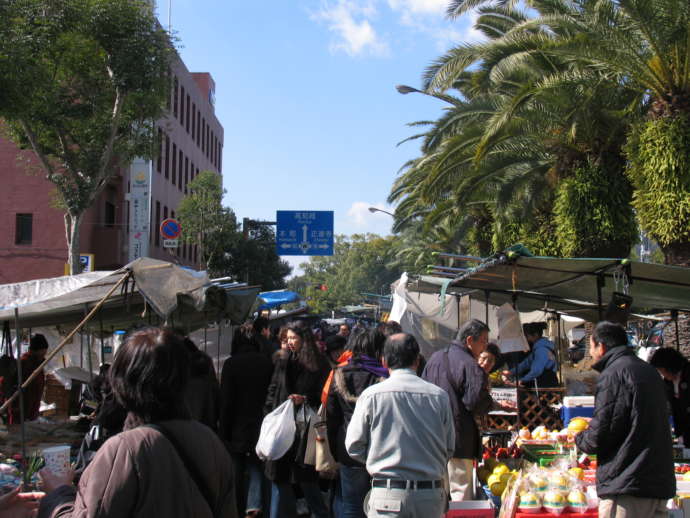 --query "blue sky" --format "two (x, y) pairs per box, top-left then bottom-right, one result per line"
(158, 0), (479, 271)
